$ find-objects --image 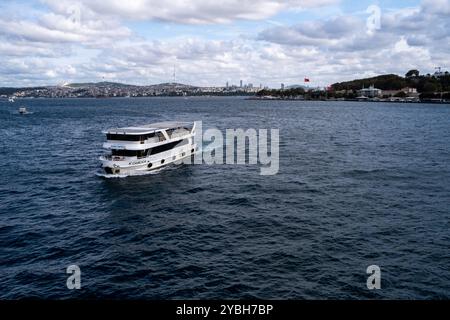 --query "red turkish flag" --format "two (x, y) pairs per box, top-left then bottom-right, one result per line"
(304, 78), (310, 82)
